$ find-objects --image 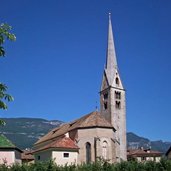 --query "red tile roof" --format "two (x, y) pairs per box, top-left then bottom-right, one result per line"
(33, 137), (78, 153)
(127, 149), (162, 157)
(21, 150), (34, 160)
